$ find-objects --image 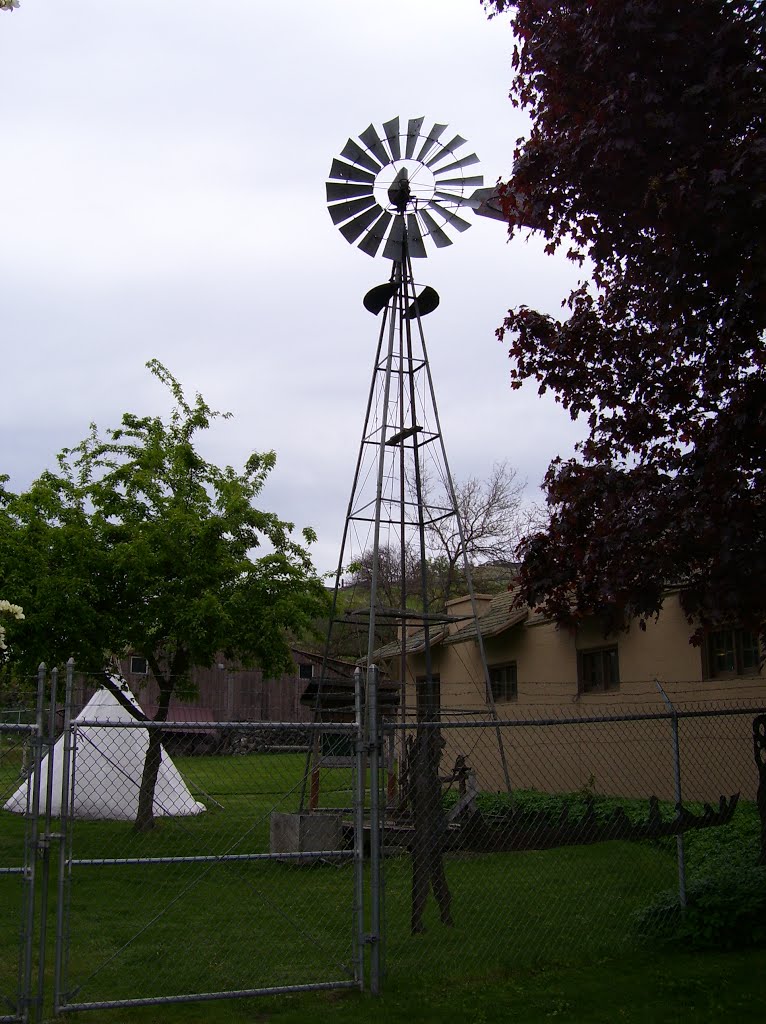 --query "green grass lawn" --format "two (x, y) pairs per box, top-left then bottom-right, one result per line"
(44, 949), (766, 1024)
(1, 749), (763, 1022)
